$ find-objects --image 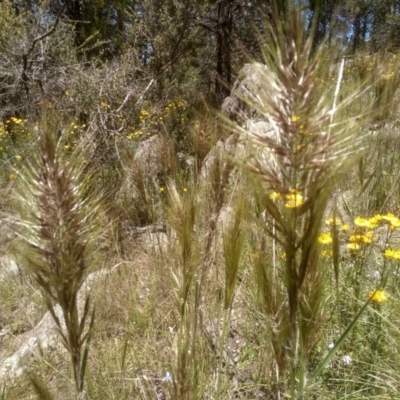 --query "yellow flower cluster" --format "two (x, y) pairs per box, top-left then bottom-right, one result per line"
(354, 213), (400, 230)
(318, 214), (384, 255)
(268, 189), (304, 208)
(127, 131), (144, 140)
(125, 99), (188, 142)
(69, 121), (86, 132)
(346, 222), (376, 251)
(6, 117), (27, 126)
(285, 189), (303, 208)
(139, 109), (149, 122)
(349, 231), (374, 244)
(354, 217), (378, 229)
(165, 100), (186, 110)
(0, 116), (32, 152)
(319, 212), (400, 256)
